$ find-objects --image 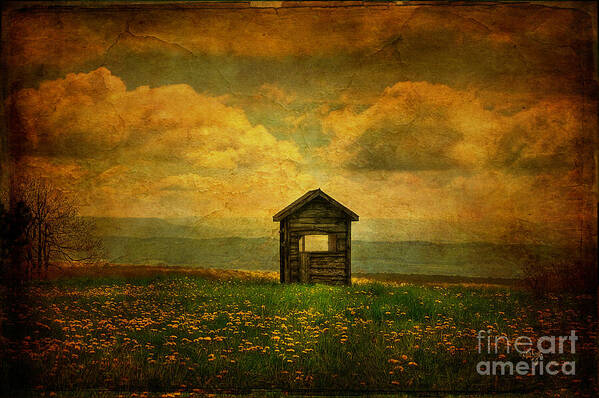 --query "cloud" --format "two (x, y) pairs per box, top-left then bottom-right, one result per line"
(322, 81), (499, 171)
(9, 67), (312, 218)
(4, 3), (595, 102)
(490, 98), (596, 173)
(322, 81), (595, 174)
(10, 67), (301, 165)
